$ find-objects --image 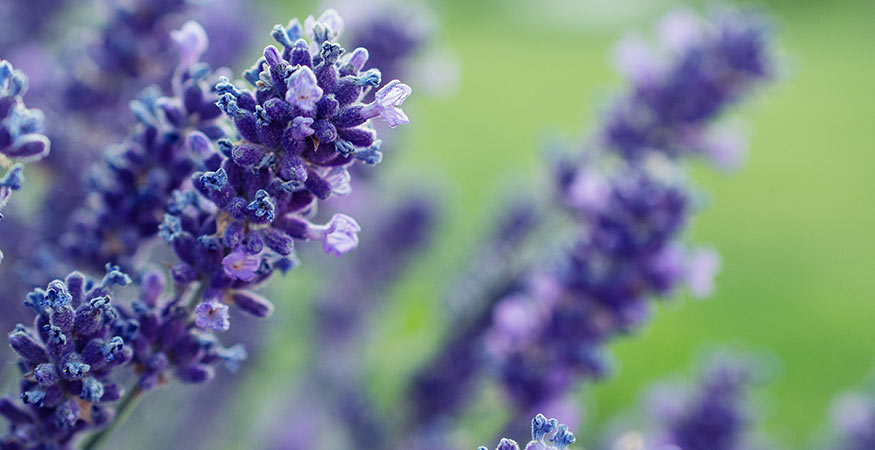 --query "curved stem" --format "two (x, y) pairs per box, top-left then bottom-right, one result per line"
(80, 385), (143, 450)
